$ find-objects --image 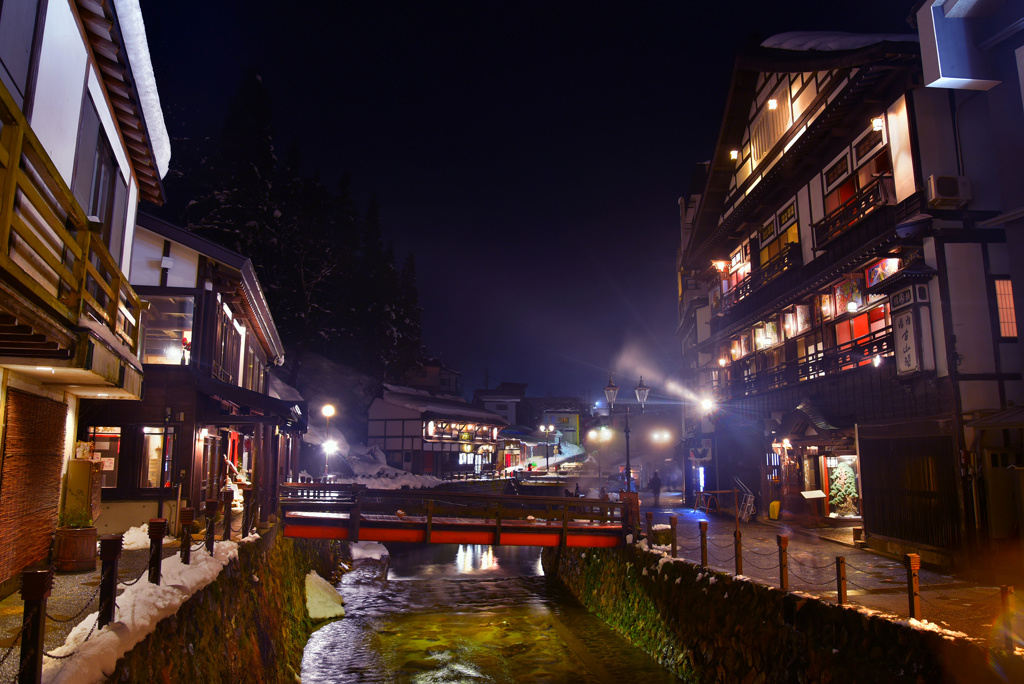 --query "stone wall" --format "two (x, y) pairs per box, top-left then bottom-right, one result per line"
(543, 544), (1024, 683)
(106, 527), (342, 683)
